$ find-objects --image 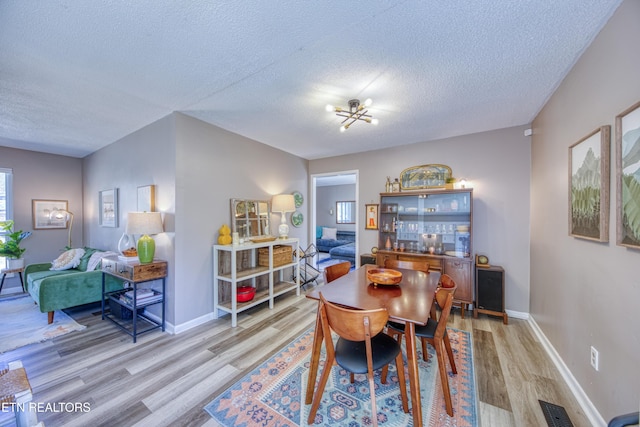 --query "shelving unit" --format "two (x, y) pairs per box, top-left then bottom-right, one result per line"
(376, 189), (475, 317)
(213, 238), (300, 327)
(101, 257), (167, 343)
